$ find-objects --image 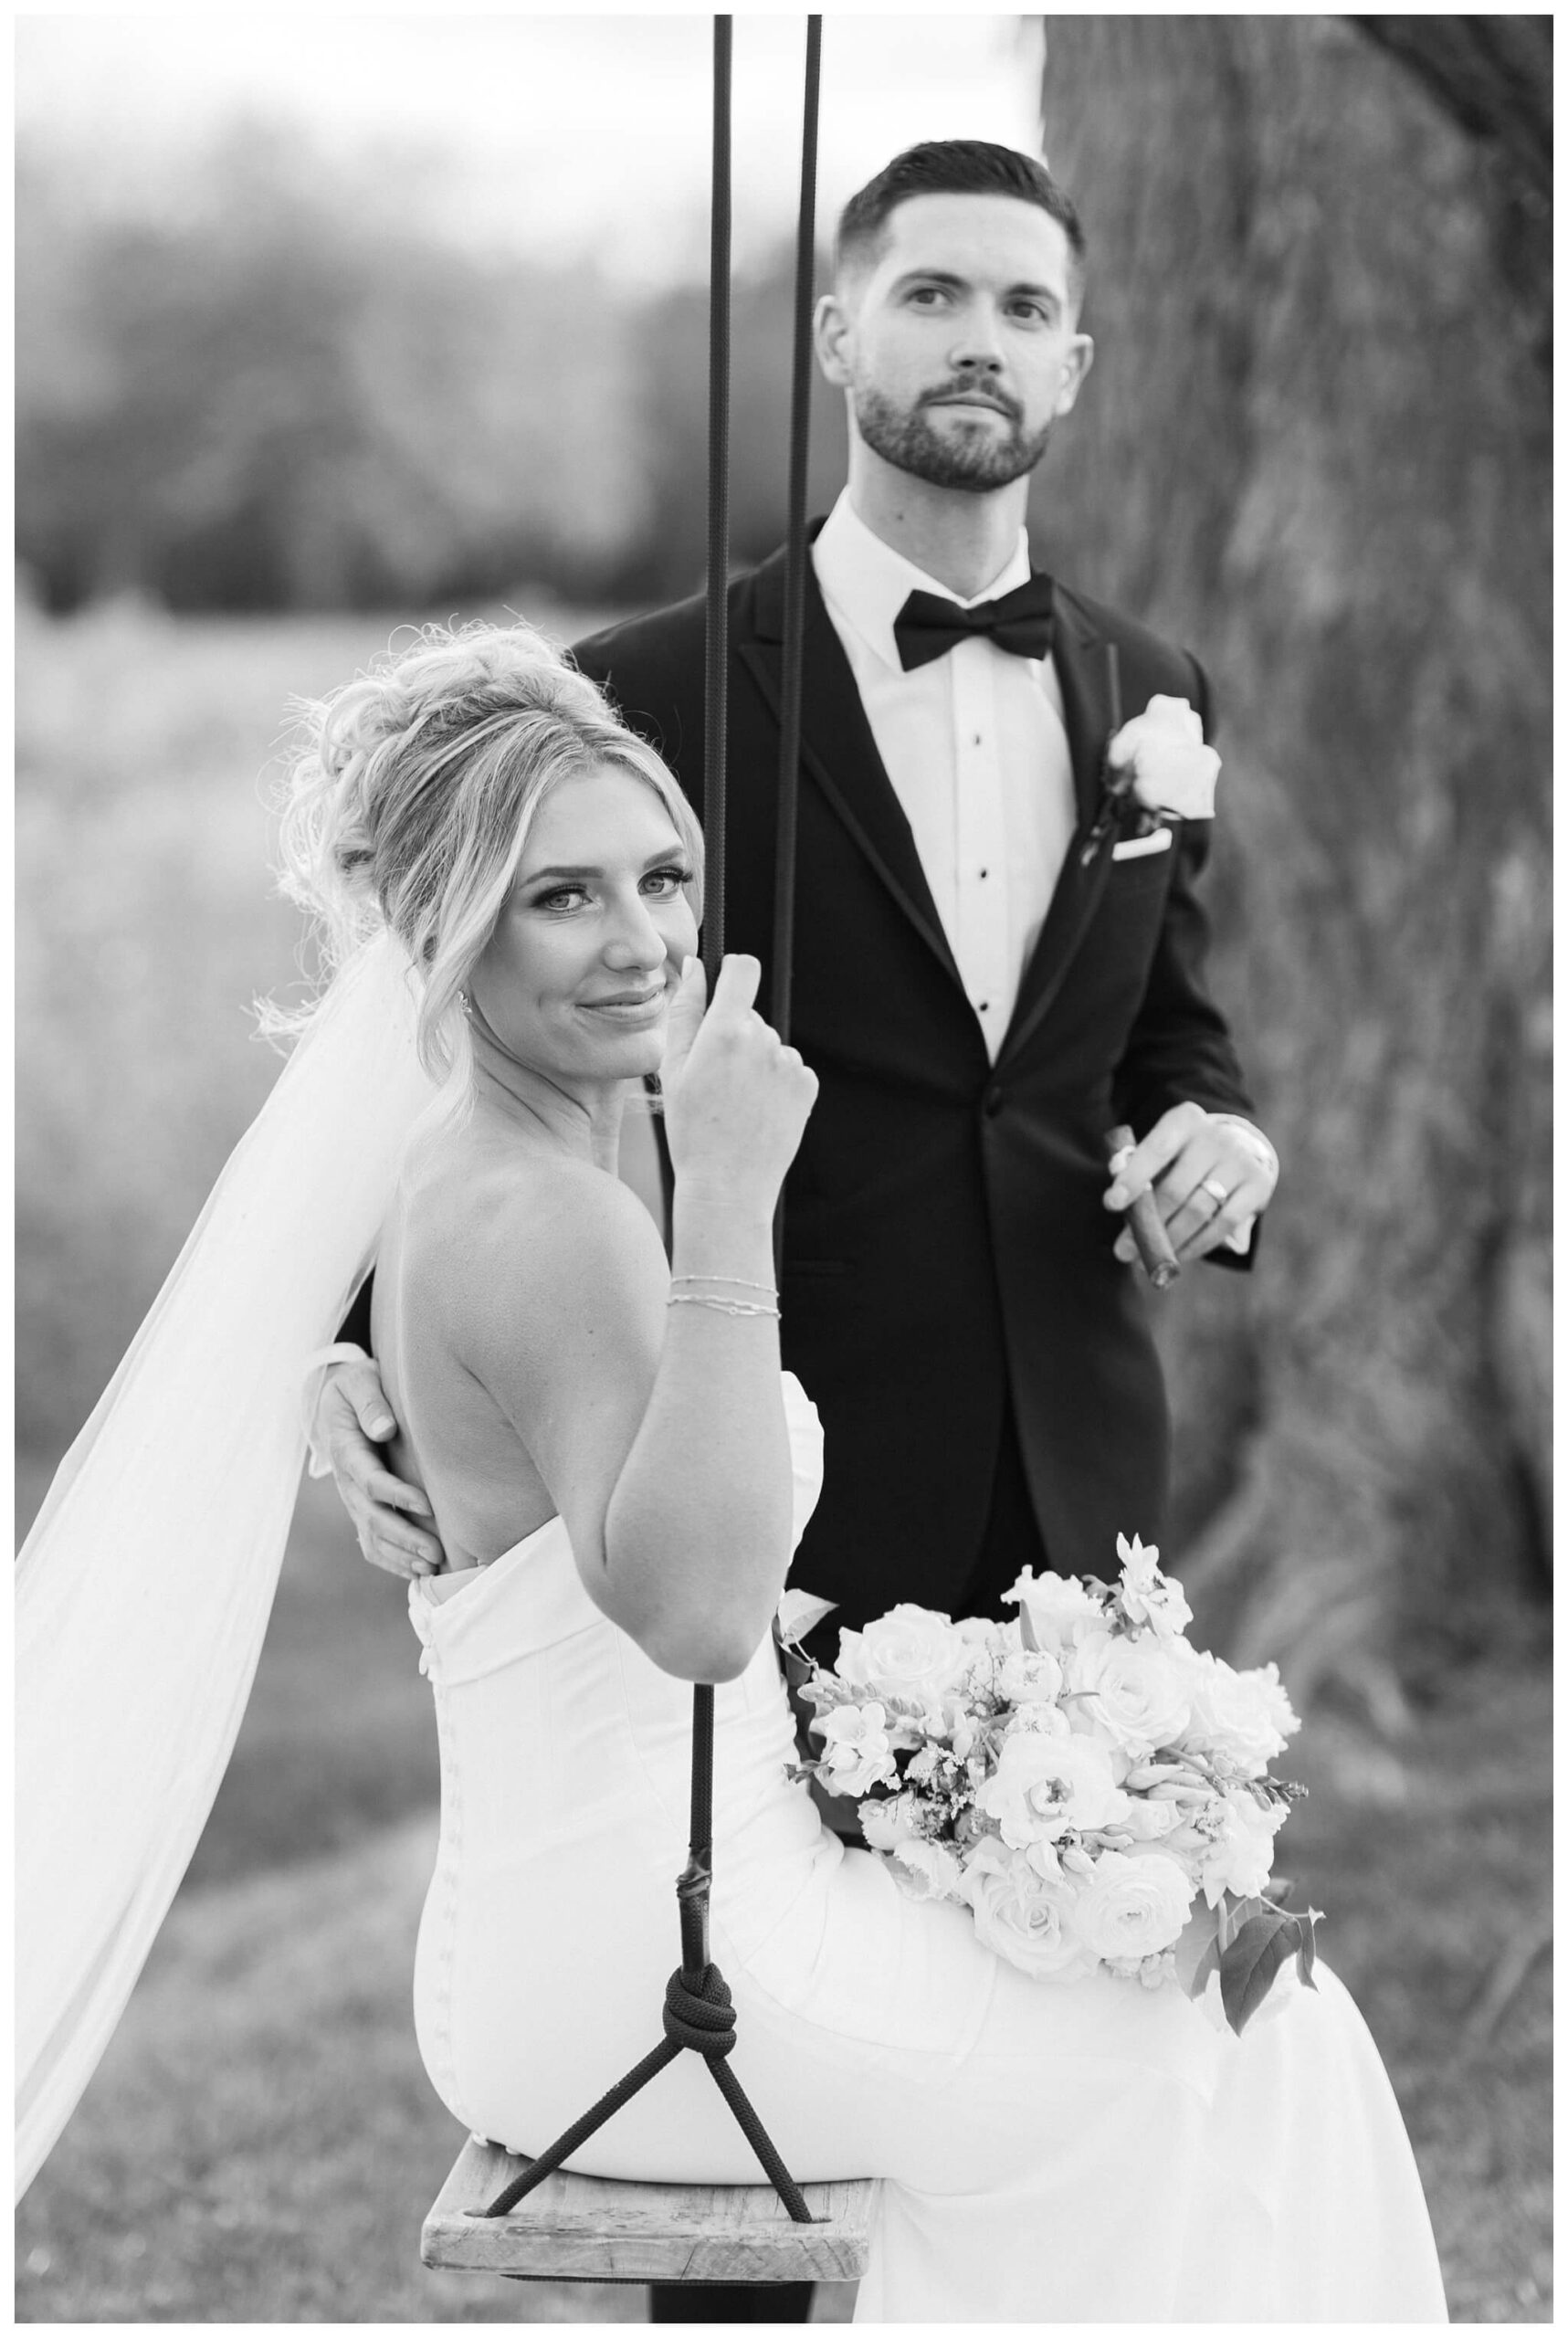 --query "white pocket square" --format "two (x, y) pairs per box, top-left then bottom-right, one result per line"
(1111, 827), (1173, 861)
